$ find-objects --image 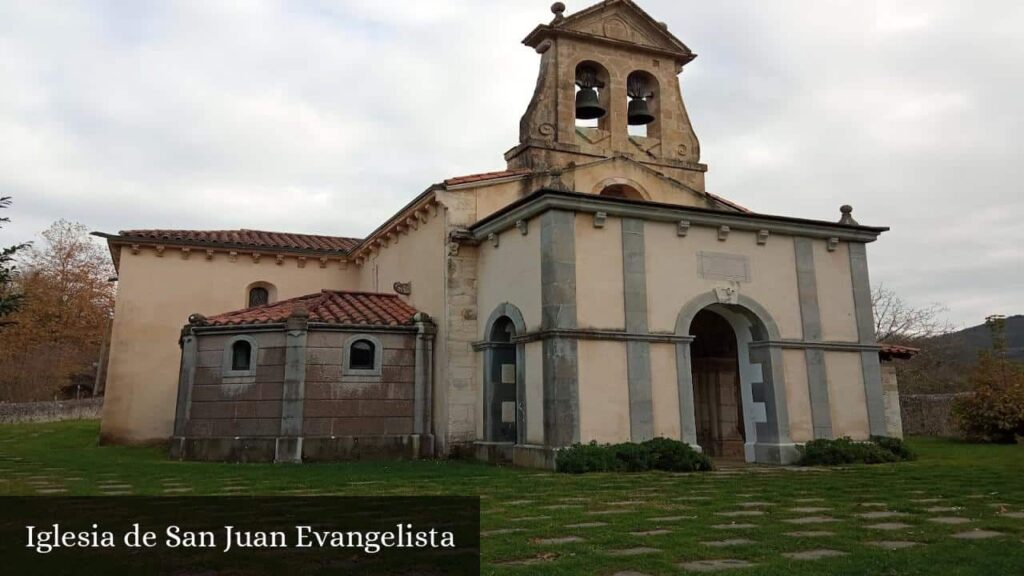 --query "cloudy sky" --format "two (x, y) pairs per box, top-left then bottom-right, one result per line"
(1, 1), (1021, 327)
